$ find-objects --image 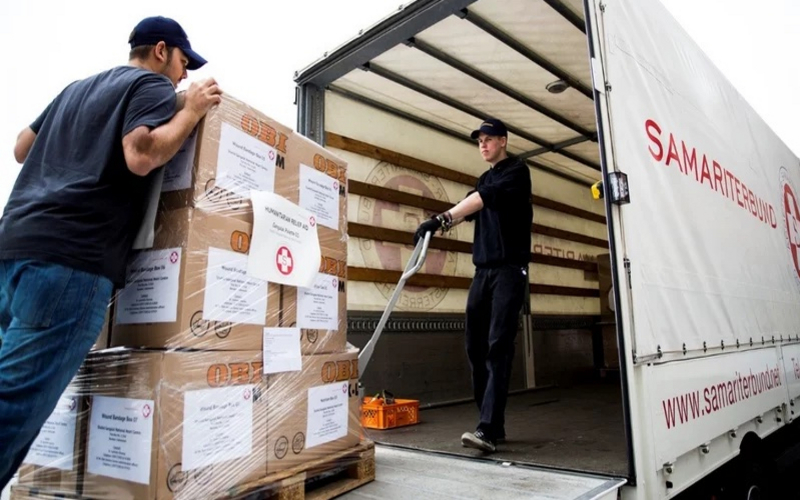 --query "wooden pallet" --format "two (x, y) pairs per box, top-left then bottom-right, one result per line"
(215, 441), (375, 500)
